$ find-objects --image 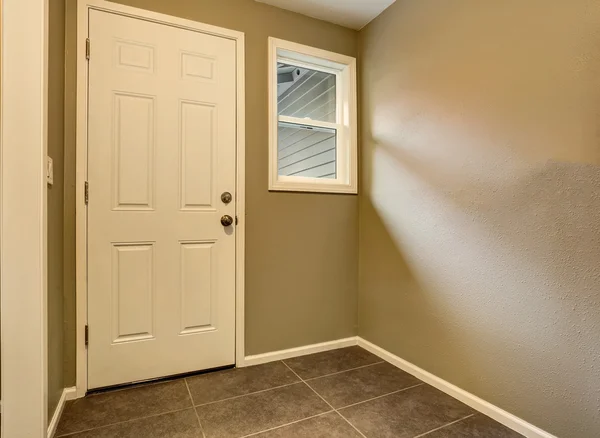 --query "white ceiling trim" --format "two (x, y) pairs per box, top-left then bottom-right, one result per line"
(255, 0), (396, 30)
